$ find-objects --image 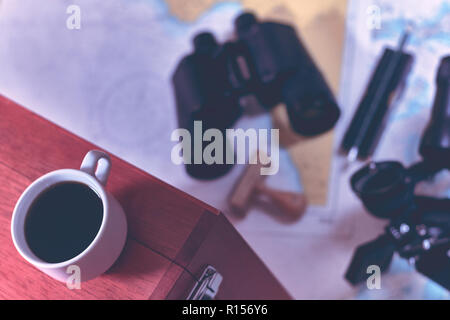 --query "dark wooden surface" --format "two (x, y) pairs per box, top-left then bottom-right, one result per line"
(0, 95), (290, 299)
